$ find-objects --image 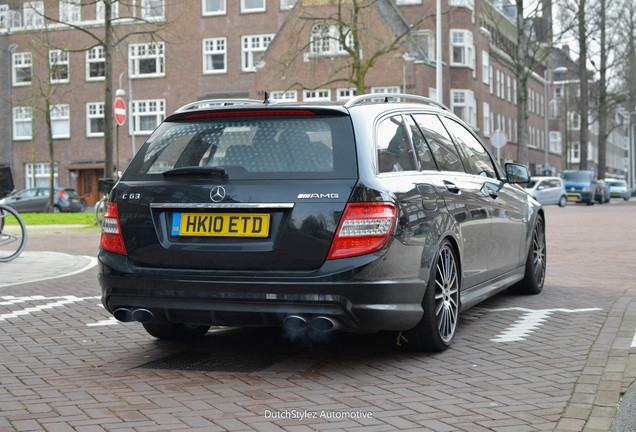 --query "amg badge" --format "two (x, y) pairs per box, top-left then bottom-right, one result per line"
(297, 193), (339, 199)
